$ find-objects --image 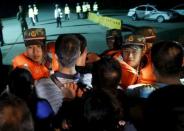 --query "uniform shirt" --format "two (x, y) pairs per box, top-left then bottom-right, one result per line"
(93, 4), (98, 11)
(86, 4), (91, 11)
(54, 8), (62, 19)
(76, 5), (81, 13)
(64, 6), (70, 14)
(82, 4), (87, 12)
(33, 6), (38, 15)
(28, 7), (34, 18)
